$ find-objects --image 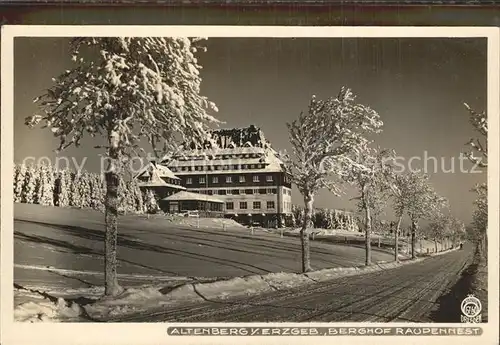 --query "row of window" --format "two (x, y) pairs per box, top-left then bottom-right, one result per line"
(171, 163), (266, 173)
(226, 201), (275, 210)
(187, 175), (274, 185)
(174, 153), (263, 162)
(194, 188), (278, 195)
